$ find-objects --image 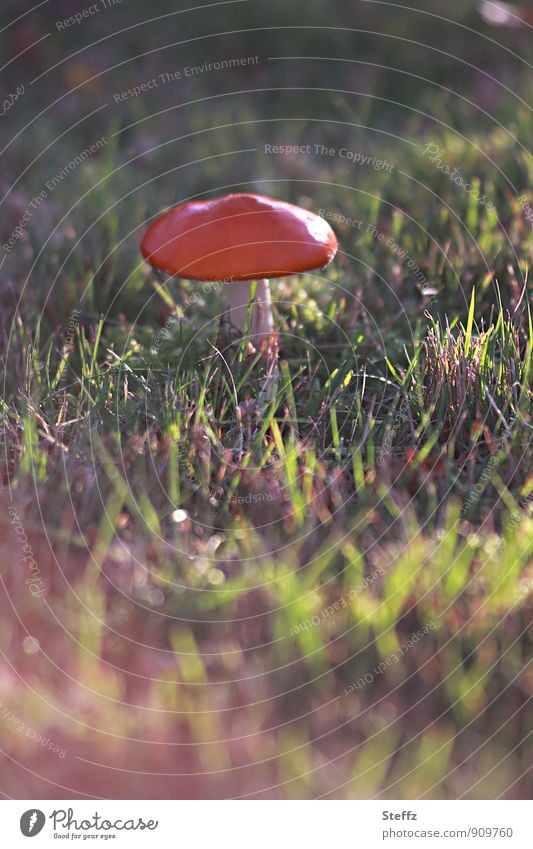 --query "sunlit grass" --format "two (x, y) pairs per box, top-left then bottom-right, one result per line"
(0, 95), (531, 799)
